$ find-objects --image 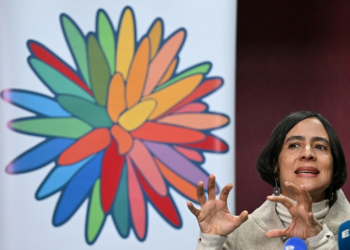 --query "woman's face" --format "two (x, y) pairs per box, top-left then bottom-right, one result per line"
(277, 118), (333, 202)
